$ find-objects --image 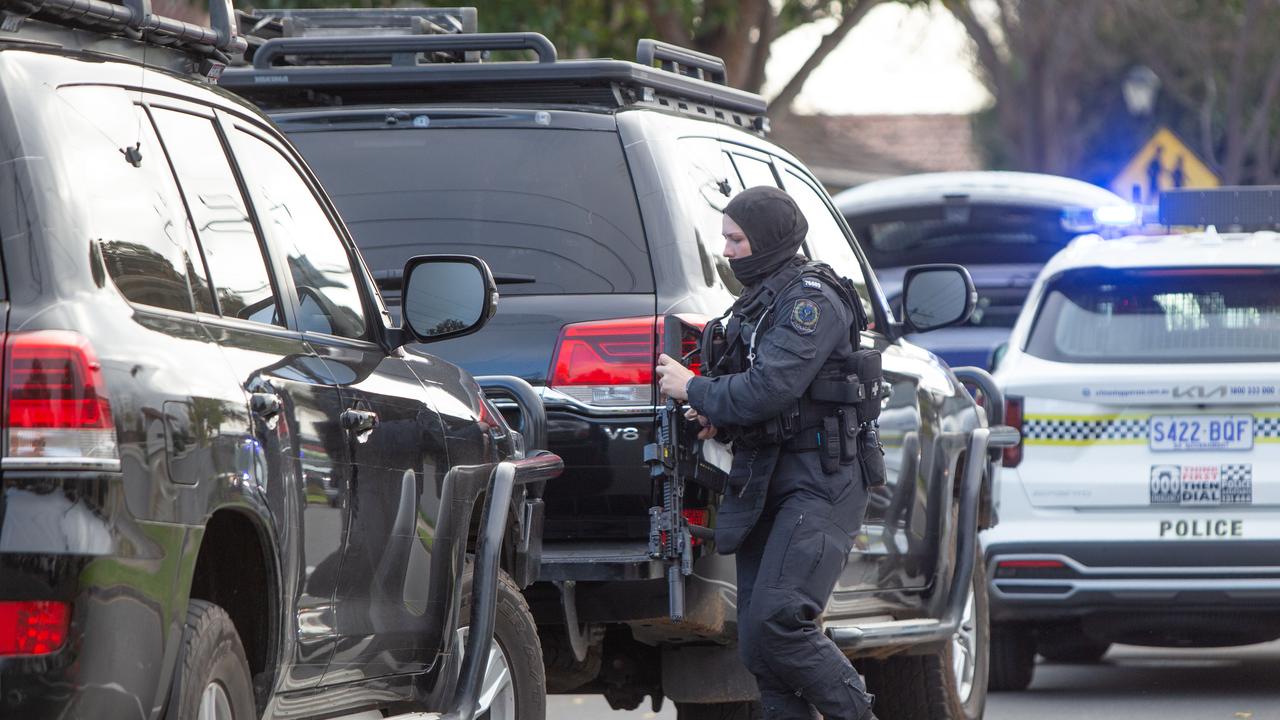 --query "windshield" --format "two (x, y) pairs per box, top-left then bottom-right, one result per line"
(1025, 267), (1280, 363)
(848, 204), (1075, 269)
(288, 127), (652, 296)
